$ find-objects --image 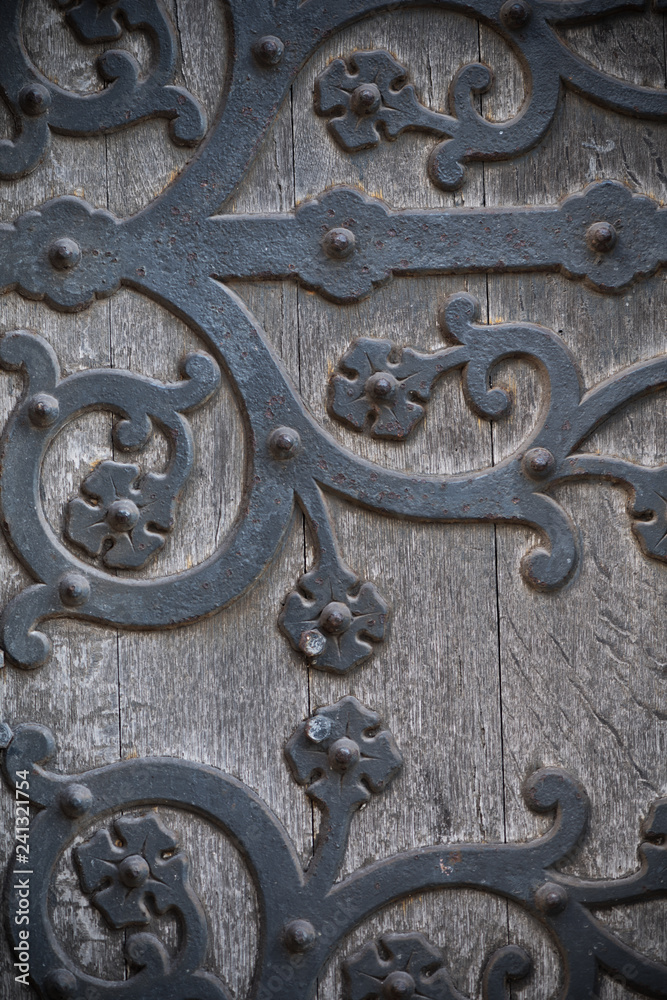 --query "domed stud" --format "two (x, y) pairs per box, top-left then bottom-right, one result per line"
(381, 971), (416, 1000)
(268, 426), (301, 460)
(365, 371), (398, 402)
(327, 736), (360, 772)
(106, 499), (140, 532)
(18, 83), (51, 116)
(586, 221), (617, 253)
(58, 573), (90, 608)
(318, 601), (352, 635)
(305, 715), (333, 743)
(298, 629), (327, 657)
(500, 0), (531, 27)
(535, 881), (568, 915)
(48, 238), (81, 271)
(322, 227), (356, 260)
(283, 918), (317, 953)
(350, 82), (382, 115)
(522, 447), (556, 480)
(253, 35), (285, 66)
(59, 783), (93, 819)
(28, 392), (59, 428)
(44, 968), (77, 1000)
(118, 854), (150, 888)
